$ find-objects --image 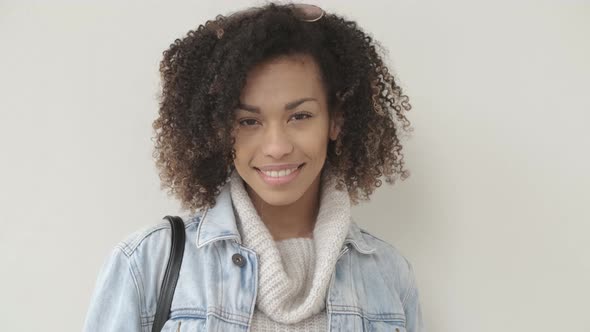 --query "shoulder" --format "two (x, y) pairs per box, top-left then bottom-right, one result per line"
(357, 224), (411, 263)
(355, 224), (418, 295)
(115, 212), (204, 258)
(87, 213), (205, 322)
